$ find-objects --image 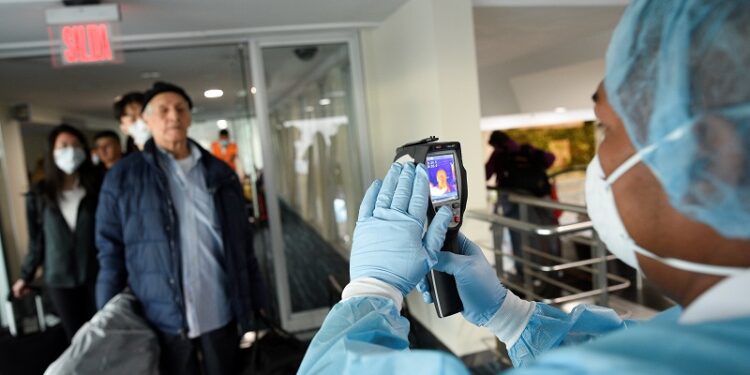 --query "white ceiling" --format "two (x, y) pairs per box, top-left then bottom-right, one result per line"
(0, 42), (348, 124)
(473, 5), (626, 69)
(0, 0), (403, 128)
(0, 0), (407, 46)
(473, 0), (628, 6)
(0, 44), (252, 122)
(0, 0), (628, 128)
